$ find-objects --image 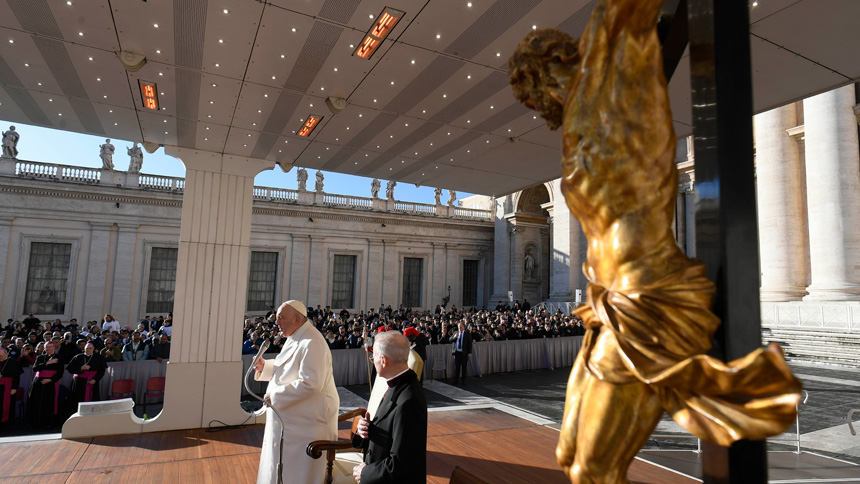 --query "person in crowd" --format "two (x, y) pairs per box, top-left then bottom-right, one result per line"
(65, 342), (107, 415)
(27, 341), (64, 427)
(19, 343), (35, 367)
(58, 332), (79, 362)
(101, 337), (122, 362)
(352, 331), (427, 483)
(22, 313), (41, 333)
(122, 331), (149, 361)
(102, 314), (120, 333)
(139, 316), (151, 332)
(150, 334), (171, 363)
(6, 337), (21, 360)
(50, 319), (64, 332)
(0, 346), (23, 427)
(243, 331), (264, 355)
(402, 327), (426, 364)
(346, 327), (363, 349)
(450, 320), (472, 385)
(339, 307), (350, 321)
(252, 300), (339, 484)
(159, 318), (172, 338)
